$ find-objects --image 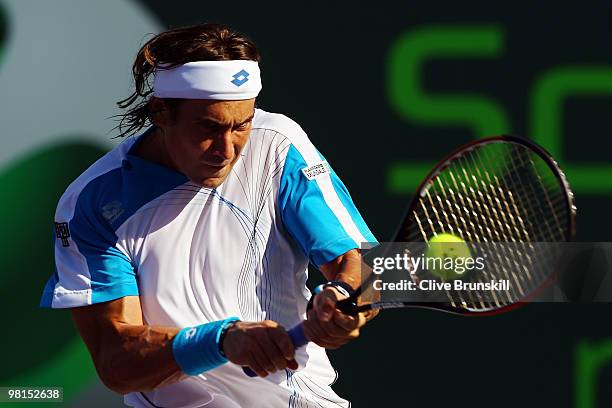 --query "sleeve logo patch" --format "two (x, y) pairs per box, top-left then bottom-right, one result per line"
(301, 161), (331, 181)
(54, 222), (71, 247)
